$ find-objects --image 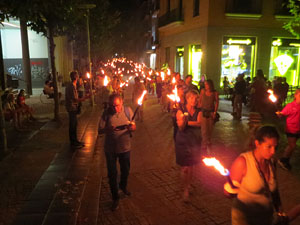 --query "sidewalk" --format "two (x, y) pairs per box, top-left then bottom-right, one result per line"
(4, 89), (300, 225)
